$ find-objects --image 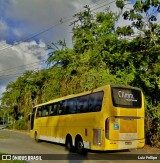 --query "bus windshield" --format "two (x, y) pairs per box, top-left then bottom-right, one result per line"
(111, 86), (142, 108)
